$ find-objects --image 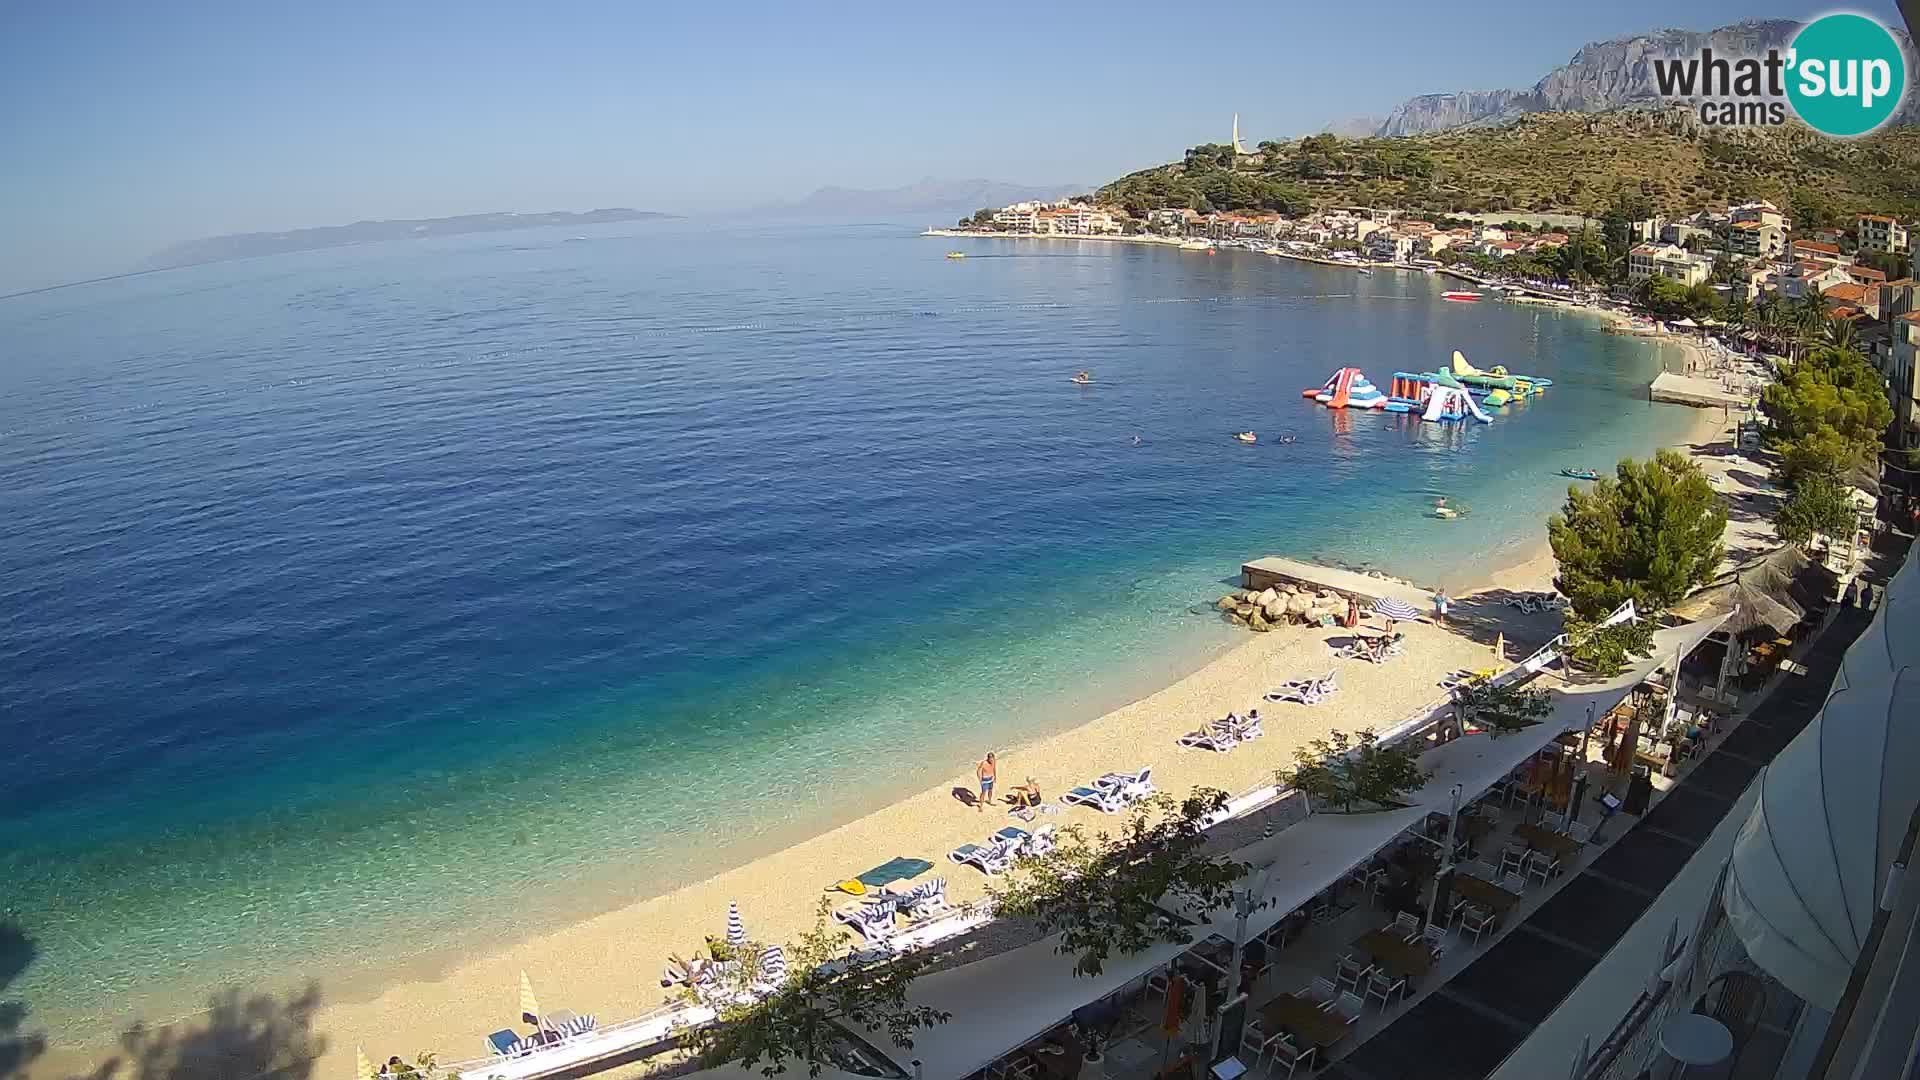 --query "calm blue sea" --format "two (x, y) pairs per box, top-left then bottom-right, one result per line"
(0, 220), (1699, 1032)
